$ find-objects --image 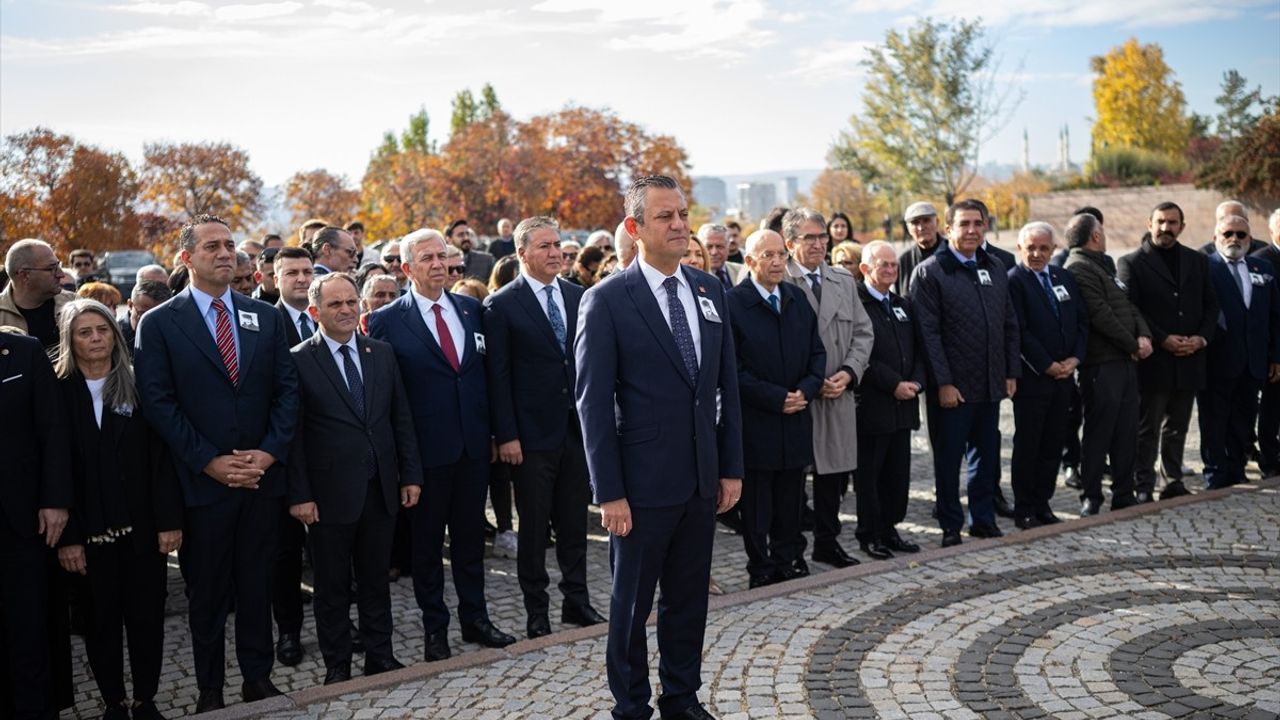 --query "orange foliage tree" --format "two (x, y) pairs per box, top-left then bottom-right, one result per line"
(141, 141), (264, 231)
(799, 168), (888, 236)
(0, 127), (141, 253)
(284, 169), (360, 230)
